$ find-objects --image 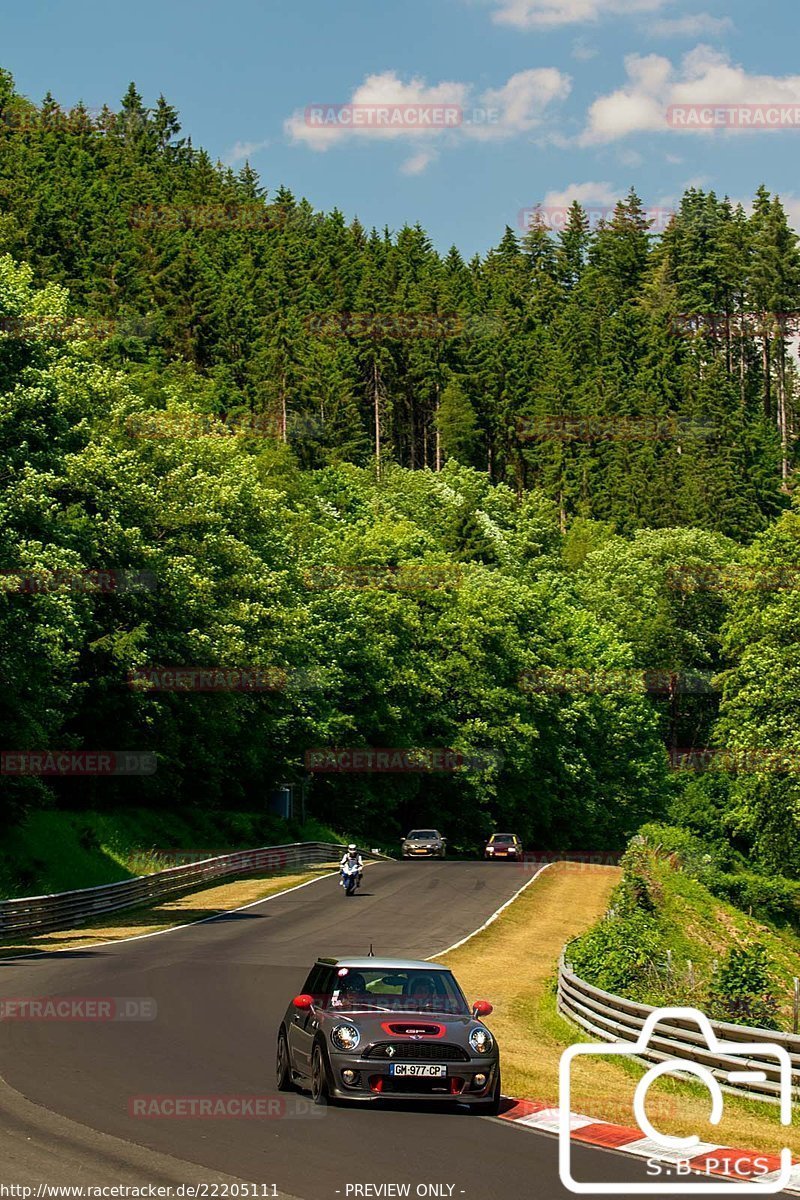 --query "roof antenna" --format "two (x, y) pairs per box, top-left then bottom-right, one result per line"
(368, 942), (374, 957)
